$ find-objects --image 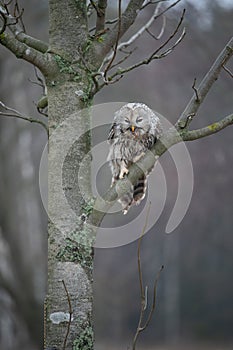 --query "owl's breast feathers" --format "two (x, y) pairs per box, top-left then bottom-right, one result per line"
(107, 102), (162, 213)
